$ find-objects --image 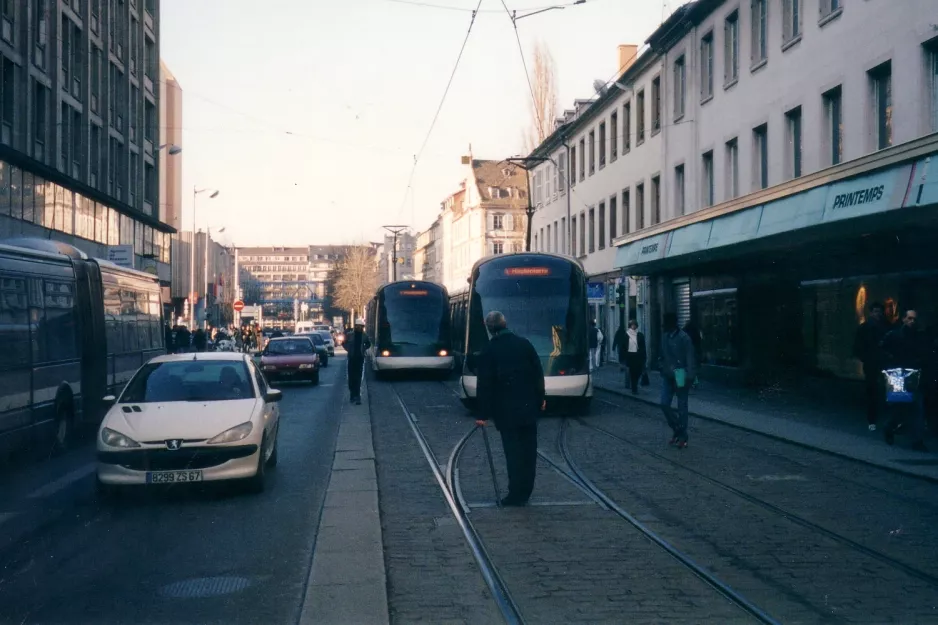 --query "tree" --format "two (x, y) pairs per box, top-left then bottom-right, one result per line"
(523, 41), (559, 154)
(332, 245), (378, 321)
